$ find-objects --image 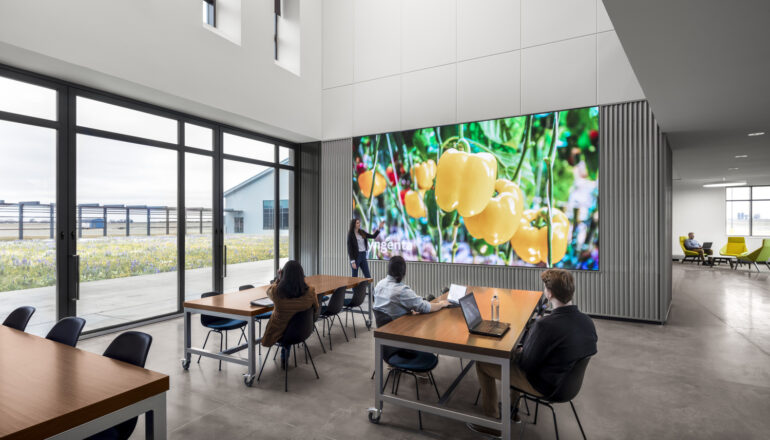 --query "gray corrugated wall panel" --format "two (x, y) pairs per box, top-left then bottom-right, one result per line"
(315, 101), (672, 322)
(299, 142), (320, 274)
